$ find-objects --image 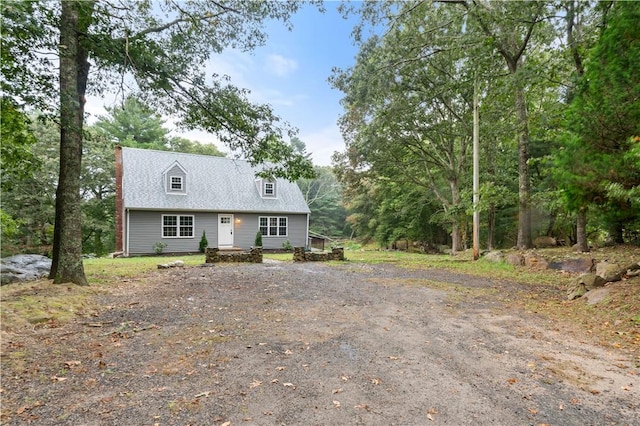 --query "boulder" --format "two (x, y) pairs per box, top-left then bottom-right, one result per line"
(505, 253), (524, 267)
(595, 261), (623, 282)
(533, 236), (557, 248)
(567, 273), (606, 300)
(524, 252), (549, 269)
(484, 251), (504, 263)
(437, 245), (451, 254)
(626, 262), (640, 277)
(584, 287), (611, 305)
(548, 258), (595, 273)
(1, 254), (52, 285)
